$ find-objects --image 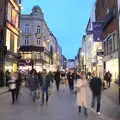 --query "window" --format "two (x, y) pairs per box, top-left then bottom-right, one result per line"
(25, 36), (29, 45)
(10, 33), (14, 52)
(37, 26), (40, 33)
(107, 35), (112, 54)
(7, 3), (12, 22)
(113, 33), (118, 50)
(37, 39), (41, 45)
(6, 29), (11, 50)
(11, 9), (18, 27)
(25, 24), (30, 33)
(14, 35), (18, 53)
